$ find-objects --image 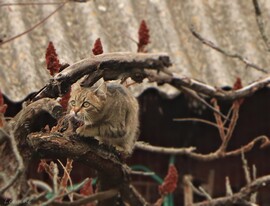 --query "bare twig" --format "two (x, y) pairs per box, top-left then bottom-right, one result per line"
(136, 134), (270, 161)
(0, 2), (65, 7)
(225, 135), (270, 157)
(0, 130), (25, 195)
(129, 170), (155, 176)
(252, 0), (270, 51)
(187, 180), (206, 197)
(29, 179), (52, 193)
(42, 178), (90, 206)
(189, 25), (268, 73)
(9, 191), (46, 206)
(135, 141), (196, 154)
(225, 176), (233, 196)
(52, 189), (118, 206)
(218, 102), (239, 153)
(173, 118), (229, 131)
(251, 165), (258, 203)
(146, 70), (270, 101)
(242, 151), (252, 184)
(52, 162), (59, 194)
(212, 99), (226, 141)
(58, 158), (73, 201)
(0, 1), (67, 46)
(198, 186), (212, 200)
(194, 174), (270, 206)
(183, 175), (193, 206)
(180, 86), (228, 120)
